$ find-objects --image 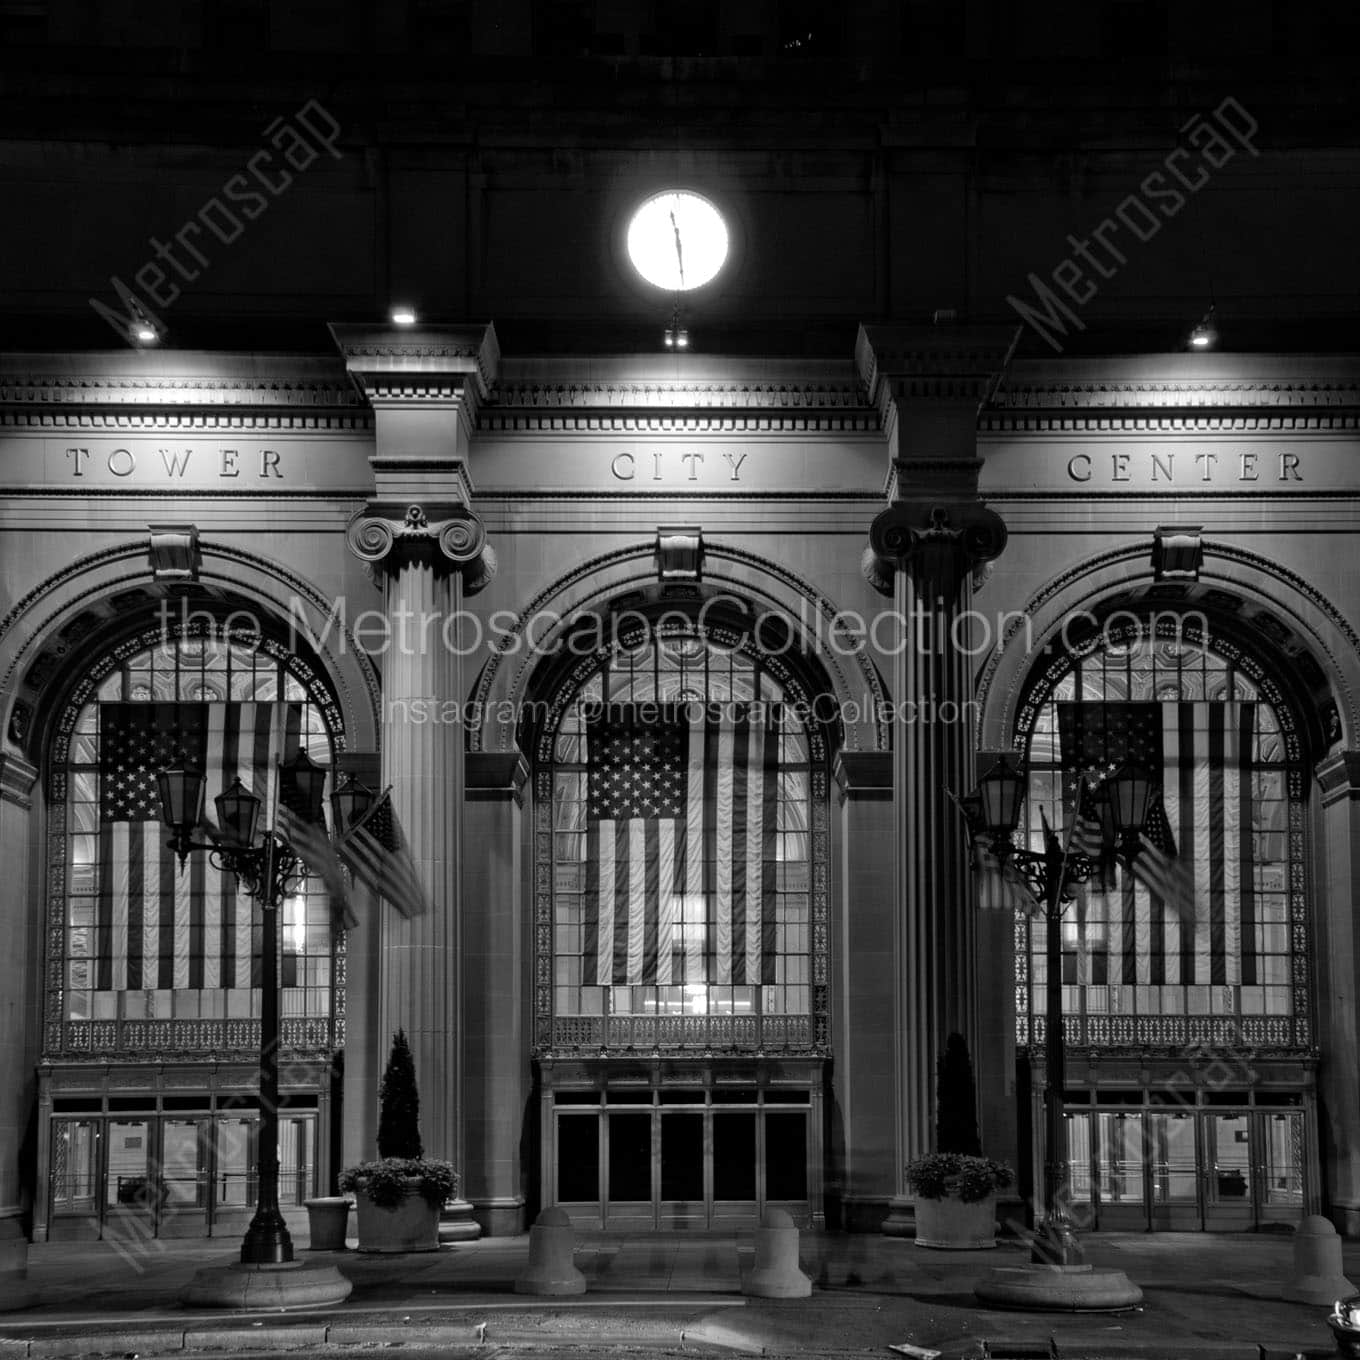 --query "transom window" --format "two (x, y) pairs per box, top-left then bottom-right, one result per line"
(53, 625), (341, 1043)
(1017, 623), (1308, 1049)
(549, 631), (814, 1025)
